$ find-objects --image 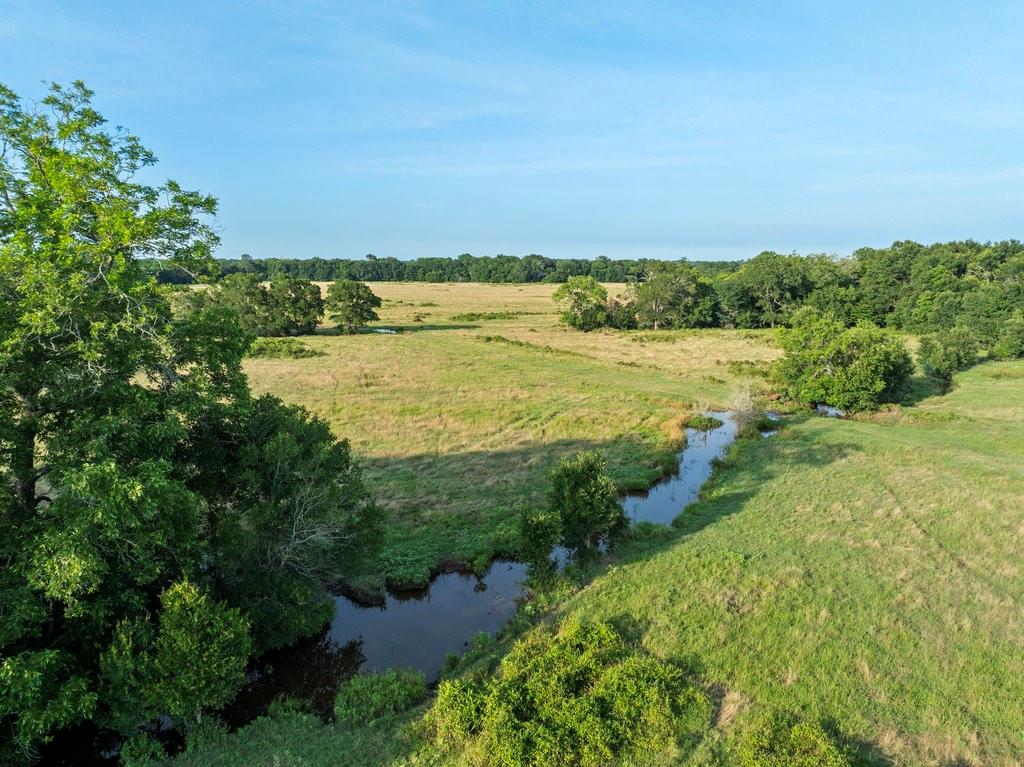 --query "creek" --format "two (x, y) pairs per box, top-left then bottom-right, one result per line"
(227, 410), (773, 722)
